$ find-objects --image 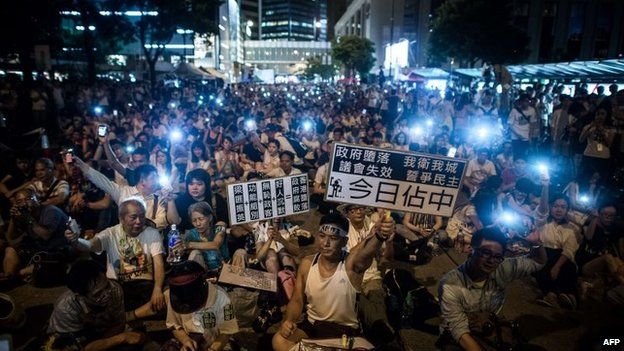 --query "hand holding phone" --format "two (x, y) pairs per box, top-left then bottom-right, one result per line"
(97, 124), (108, 137)
(64, 149), (74, 164)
